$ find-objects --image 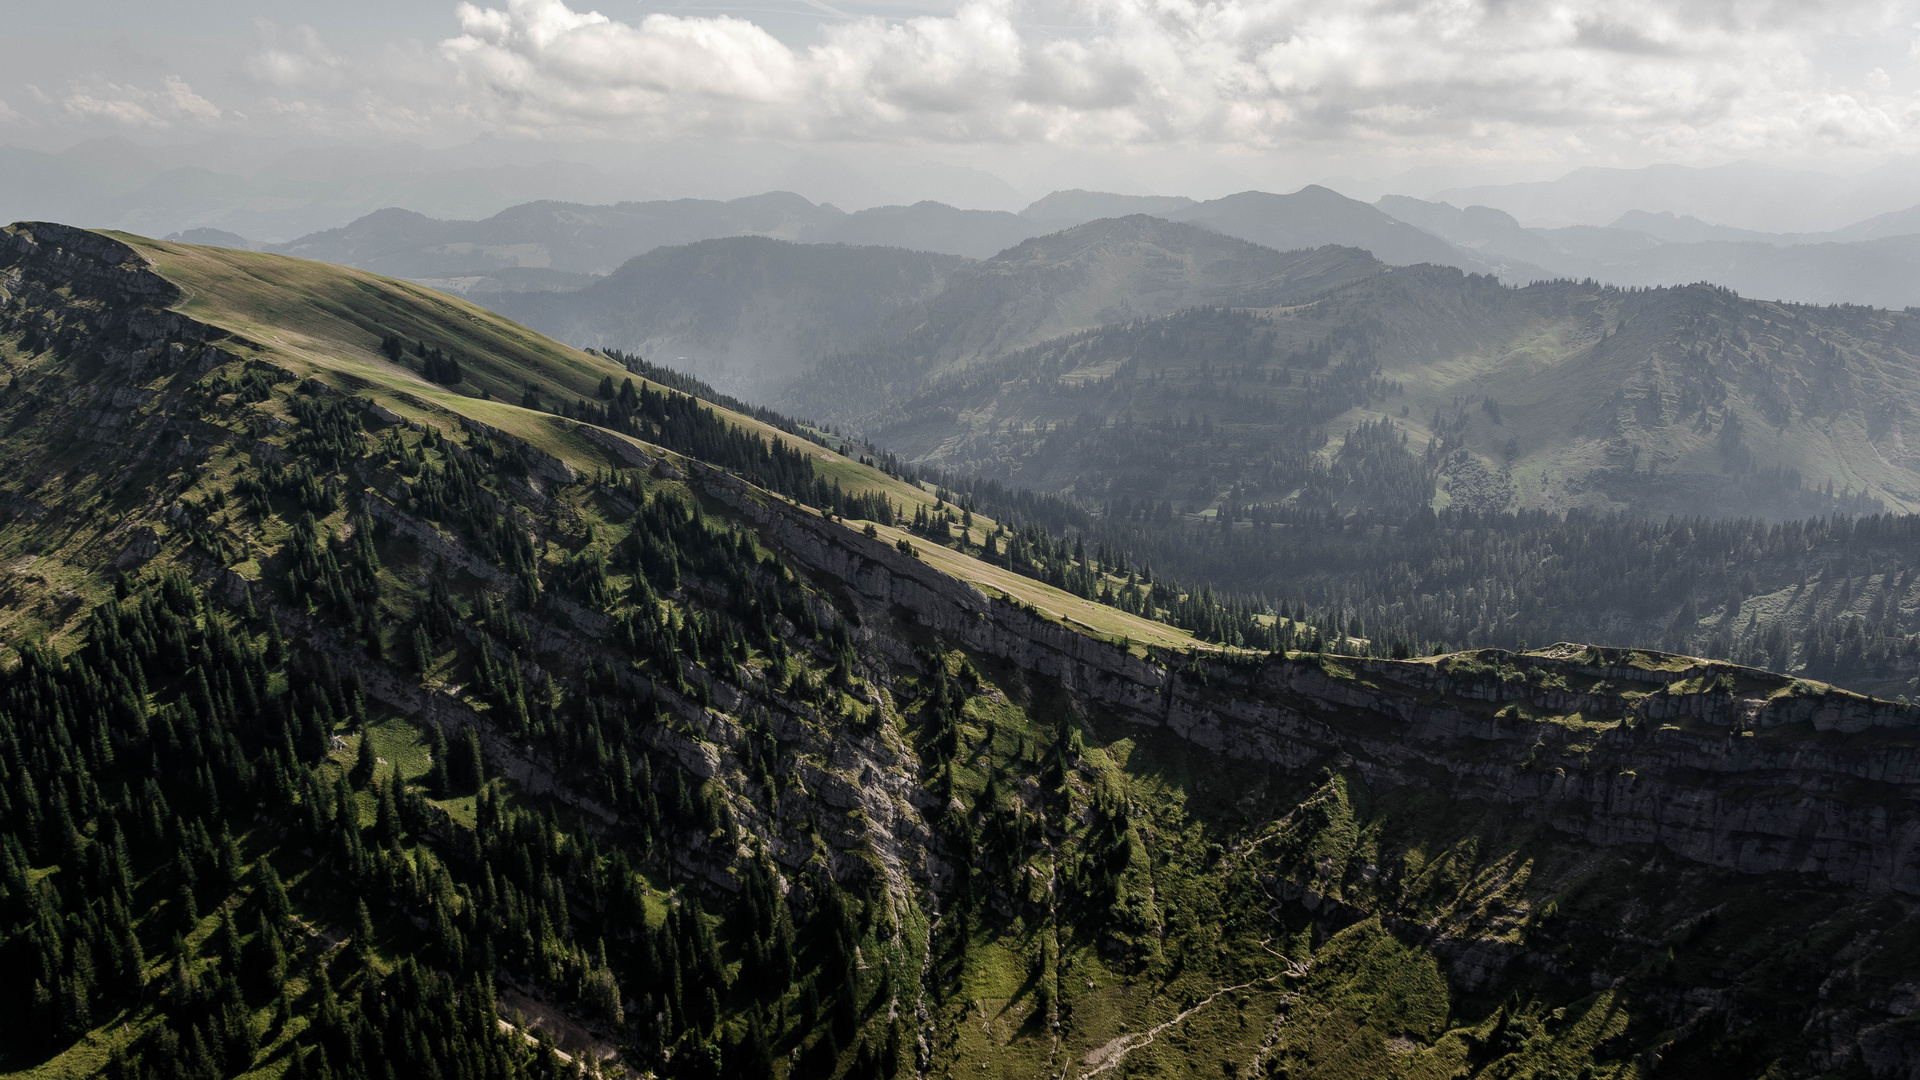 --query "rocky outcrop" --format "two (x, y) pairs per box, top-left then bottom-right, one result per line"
(458, 417), (576, 485)
(576, 424), (656, 470)
(699, 464), (1920, 900)
(0, 222), (235, 374)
